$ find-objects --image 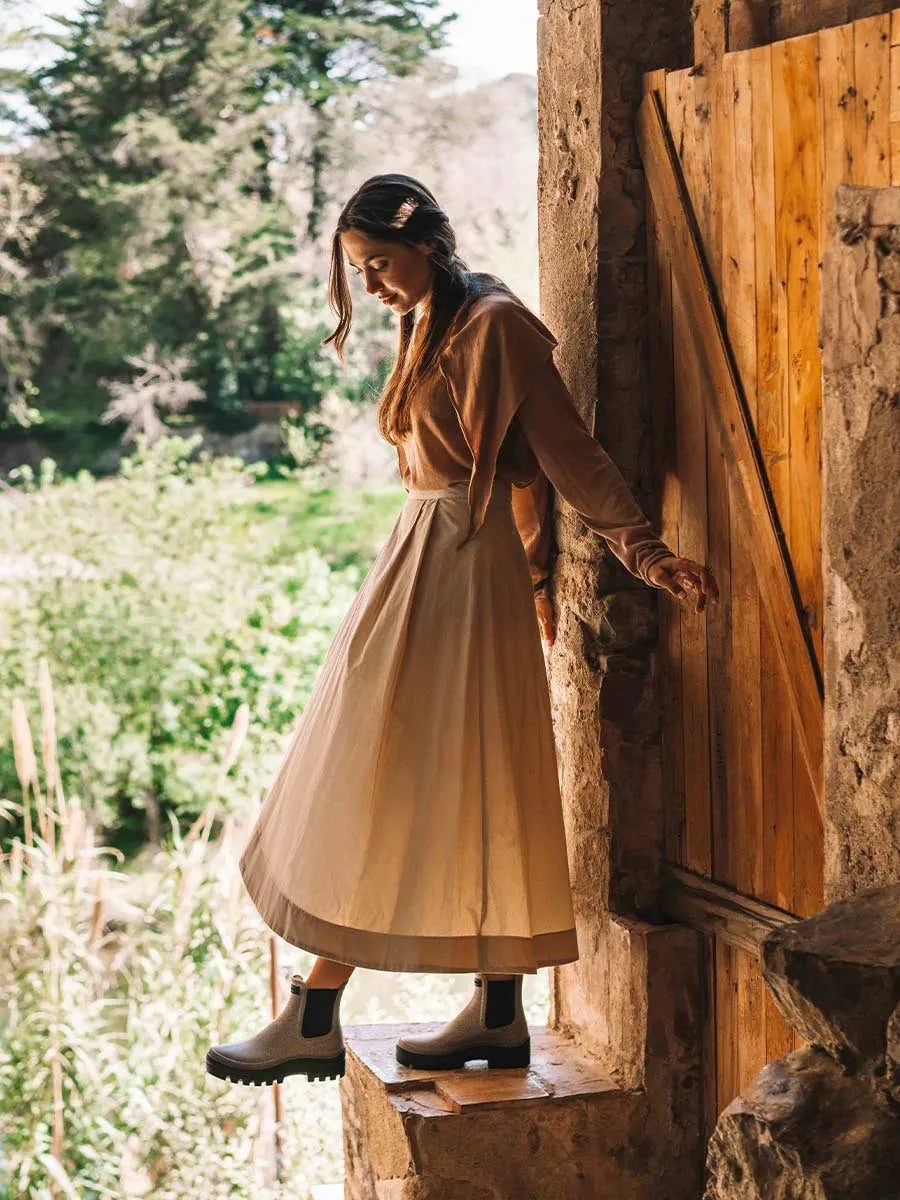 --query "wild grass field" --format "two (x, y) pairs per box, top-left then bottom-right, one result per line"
(0, 440), (550, 1198)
